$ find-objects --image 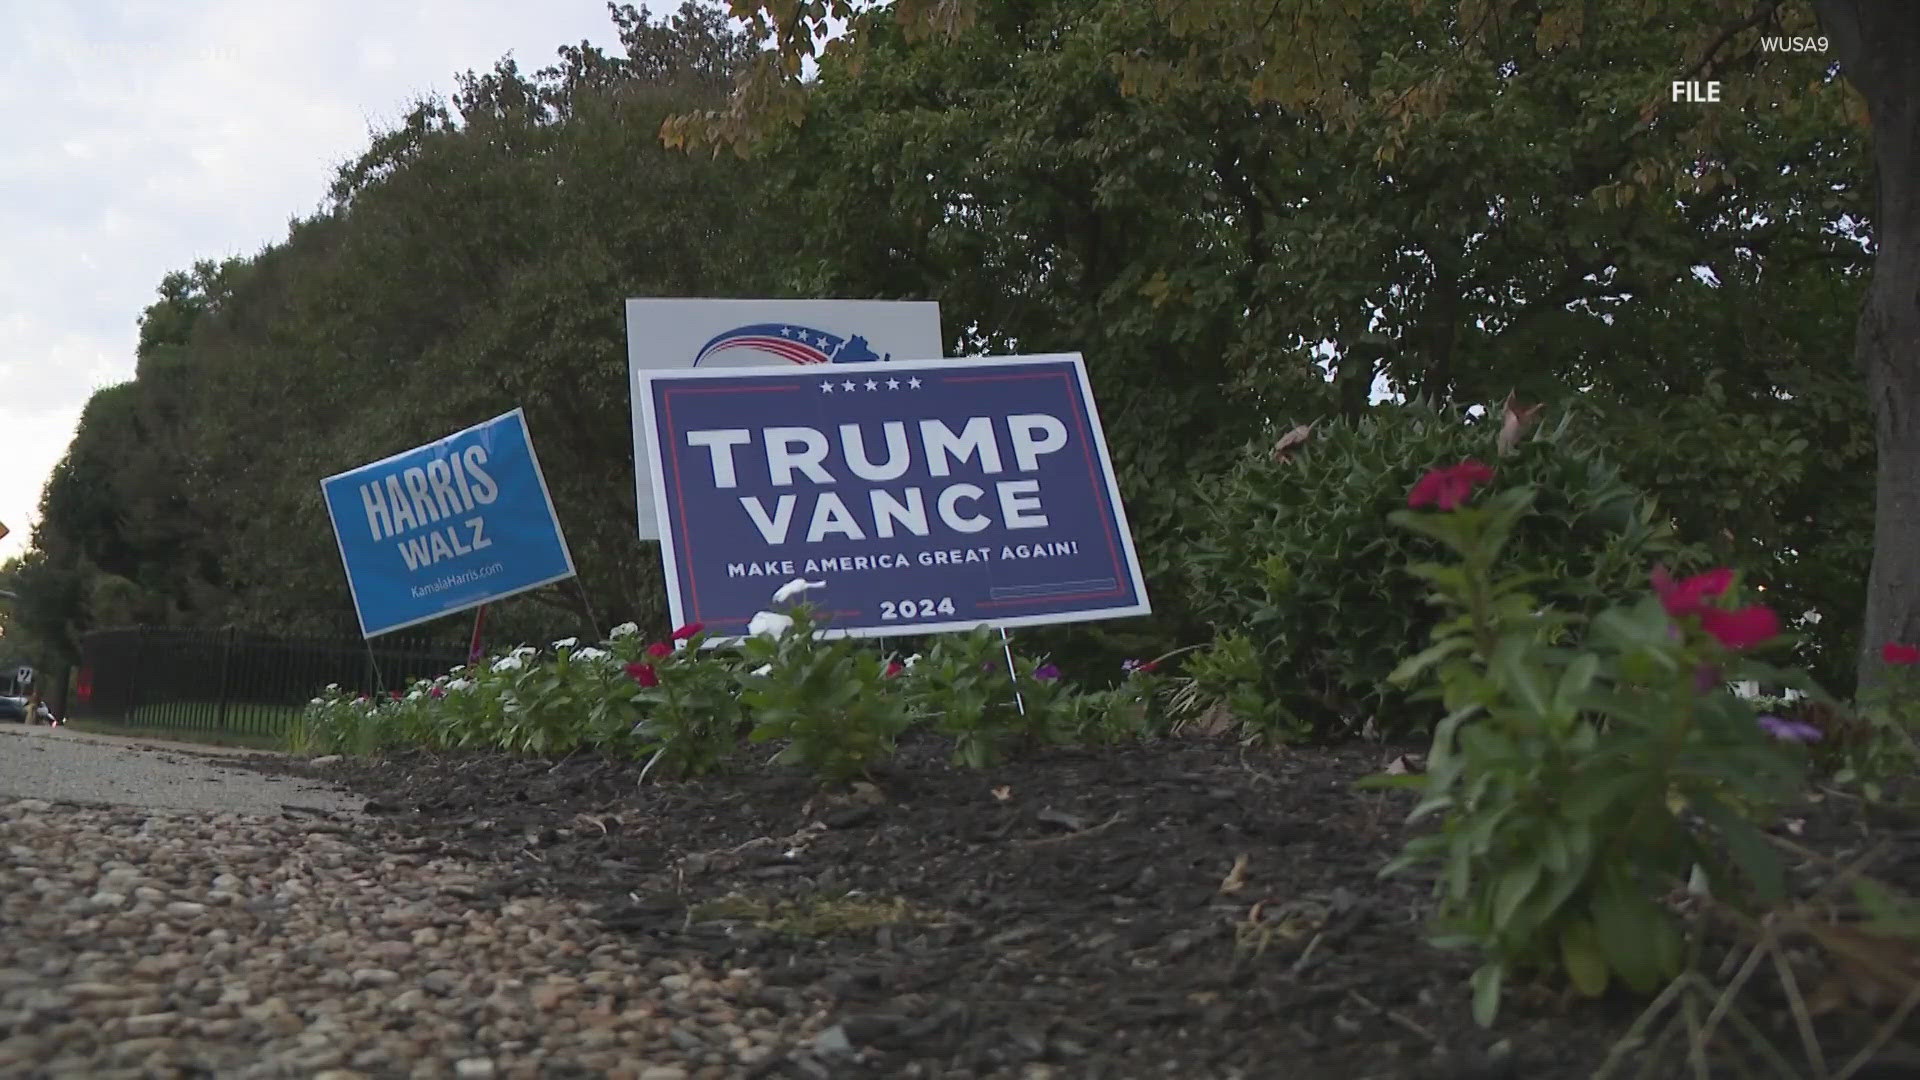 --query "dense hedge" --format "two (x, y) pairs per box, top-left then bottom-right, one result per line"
(1180, 402), (1703, 739)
